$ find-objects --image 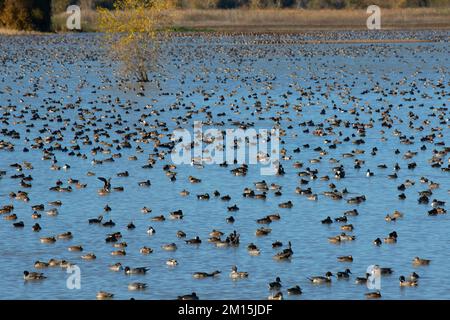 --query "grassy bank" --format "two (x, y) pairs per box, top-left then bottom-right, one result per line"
(7, 7), (450, 34)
